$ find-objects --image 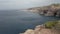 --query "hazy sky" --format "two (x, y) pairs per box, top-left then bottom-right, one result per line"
(0, 0), (60, 10)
